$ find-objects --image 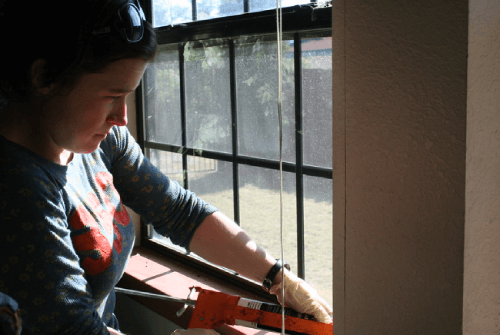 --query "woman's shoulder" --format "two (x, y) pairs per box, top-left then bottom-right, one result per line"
(96, 125), (122, 153)
(96, 125), (141, 164)
(0, 138), (70, 235)
(100, 125), (131, 146)
(0, 136), (67, 200)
